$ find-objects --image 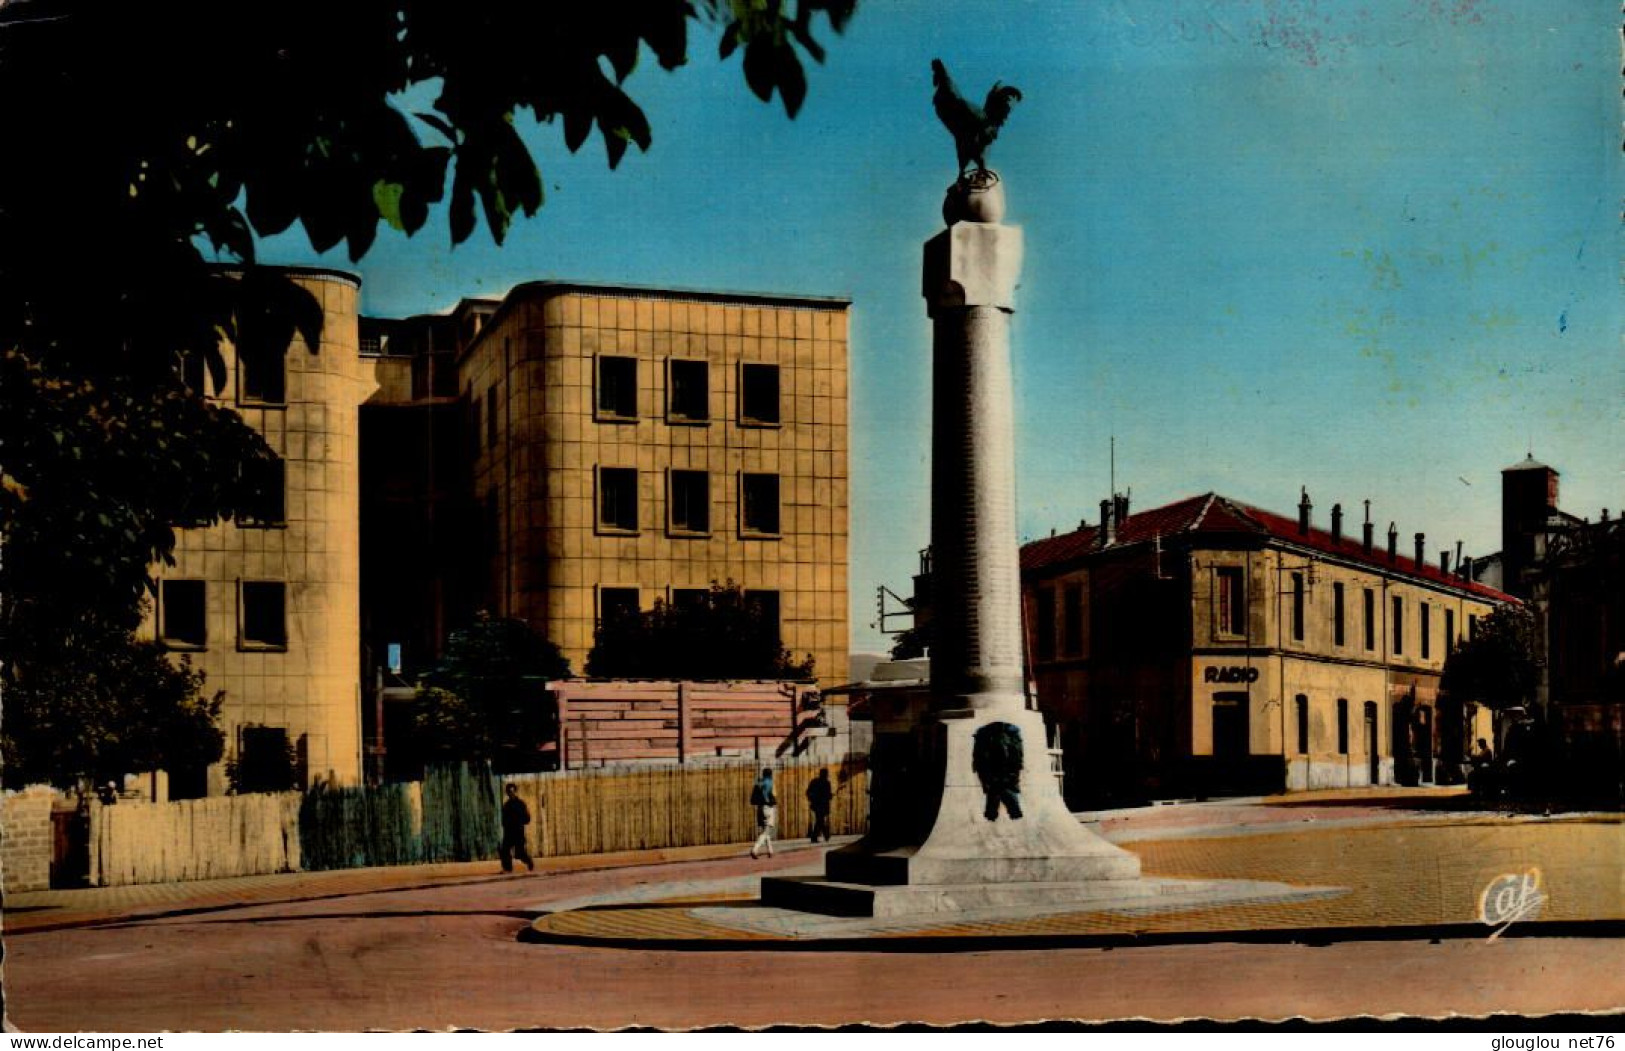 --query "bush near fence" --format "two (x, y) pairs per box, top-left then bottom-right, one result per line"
(79, 756), (867, 886)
